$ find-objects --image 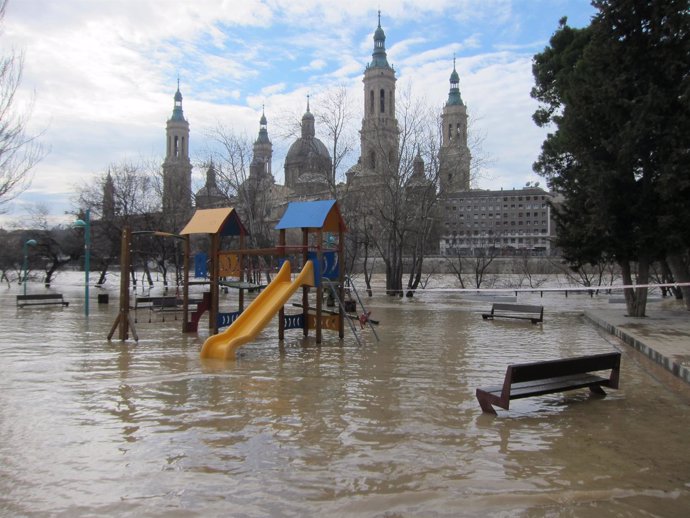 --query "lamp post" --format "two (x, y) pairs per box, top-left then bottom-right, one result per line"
(22, 239), (37, 296)
(74, 208), (91, 317)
